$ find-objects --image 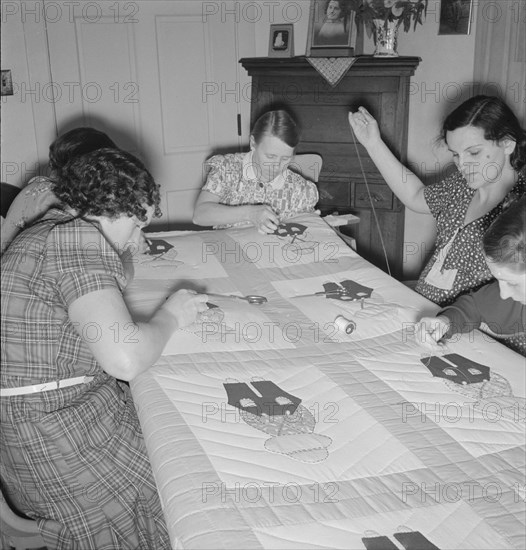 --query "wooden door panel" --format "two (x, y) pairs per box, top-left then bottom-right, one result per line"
(46, 1), (254, 224)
